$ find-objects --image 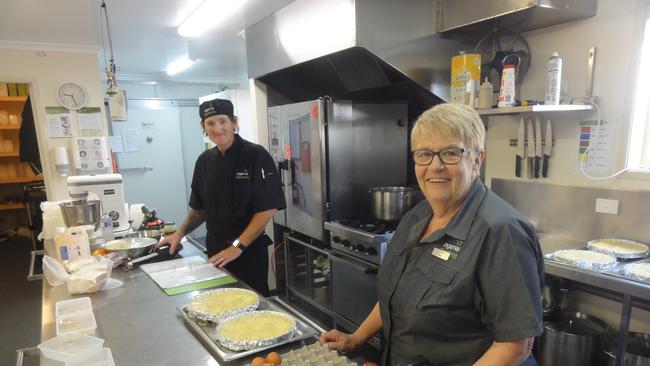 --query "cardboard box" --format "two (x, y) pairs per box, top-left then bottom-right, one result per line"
(17, 84), (29, 96)
(0, 83), (8, 97)
(7, 83), (18, 96)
